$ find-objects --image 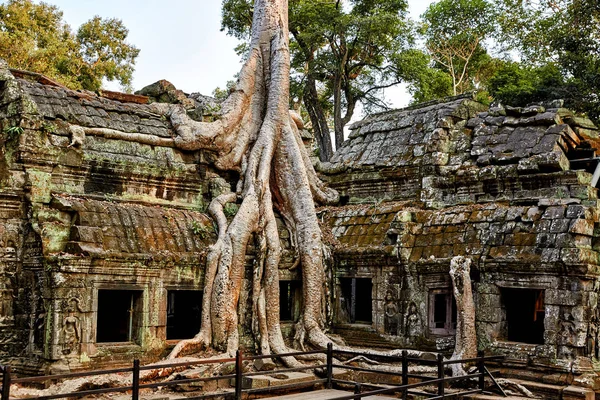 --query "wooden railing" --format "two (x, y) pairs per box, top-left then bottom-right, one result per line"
(0, 345), (504, 399)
